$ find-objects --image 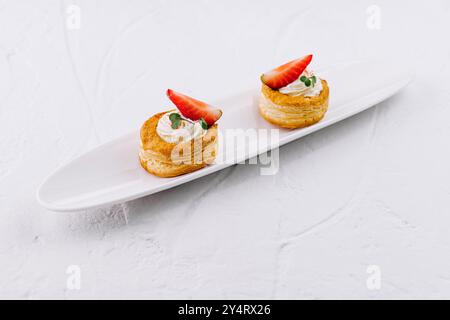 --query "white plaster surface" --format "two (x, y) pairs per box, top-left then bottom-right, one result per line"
(0, 0), (450, 299)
